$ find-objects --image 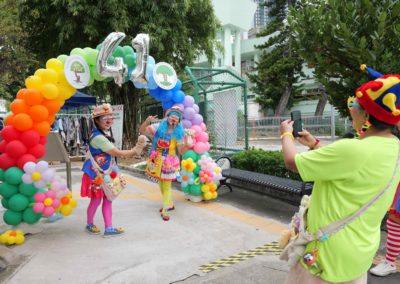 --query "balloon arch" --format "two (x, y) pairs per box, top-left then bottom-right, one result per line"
(0, 32), (222, 233)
